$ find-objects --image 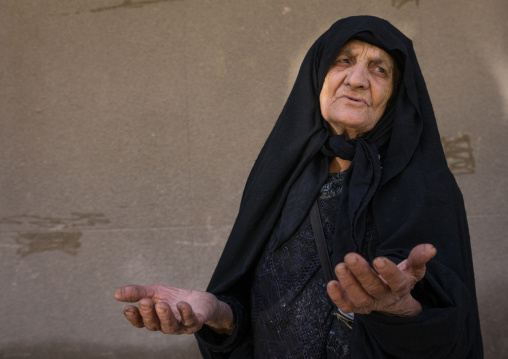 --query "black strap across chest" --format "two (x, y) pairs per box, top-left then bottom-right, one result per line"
(309, 200), (335, 282)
